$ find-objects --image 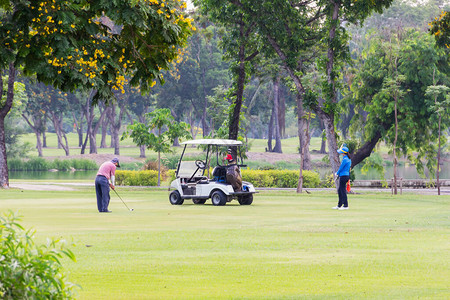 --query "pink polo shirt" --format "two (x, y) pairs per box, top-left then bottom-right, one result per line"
(96, 161), (116, 180)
